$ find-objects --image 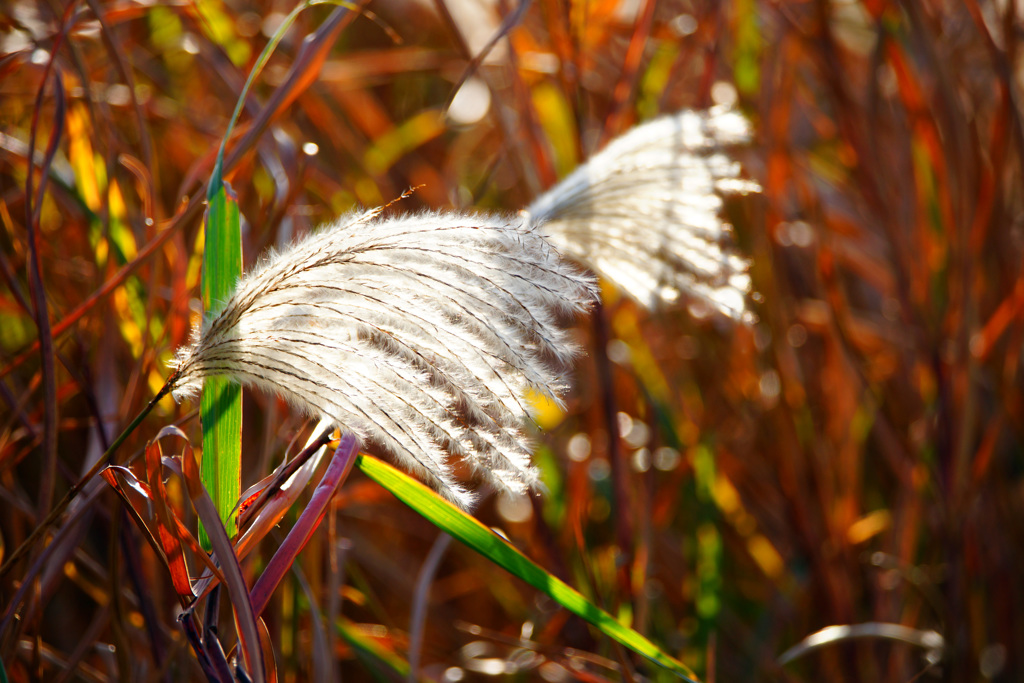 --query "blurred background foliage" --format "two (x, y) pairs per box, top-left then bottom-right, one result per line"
(1, 0), (1023, 680)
